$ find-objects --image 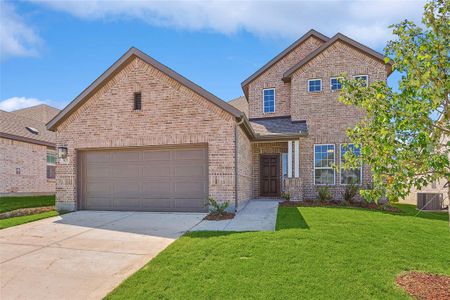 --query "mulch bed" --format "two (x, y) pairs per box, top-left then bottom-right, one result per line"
(0, 206), (55, 220)
(279, 200), (400, 212)
(204, 212), (235, 221)
(396, 272), (450, 300)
